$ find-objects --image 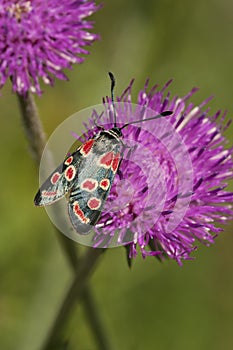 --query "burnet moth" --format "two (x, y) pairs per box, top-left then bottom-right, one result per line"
(34, 73), (172, 234)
